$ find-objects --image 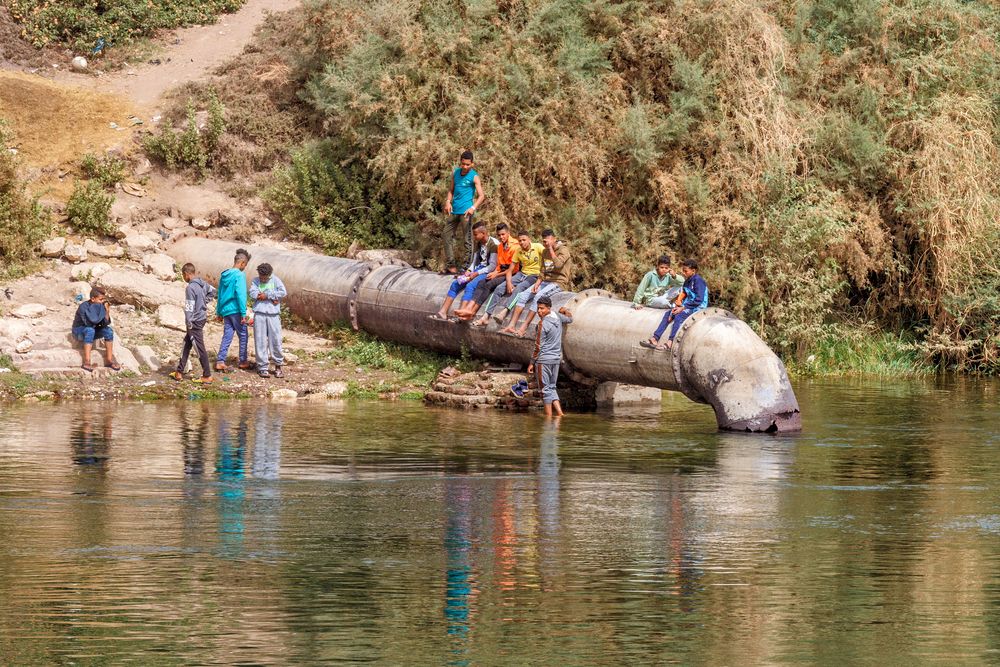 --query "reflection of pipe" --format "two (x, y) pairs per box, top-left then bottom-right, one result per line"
(170, 237), (801, 432)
